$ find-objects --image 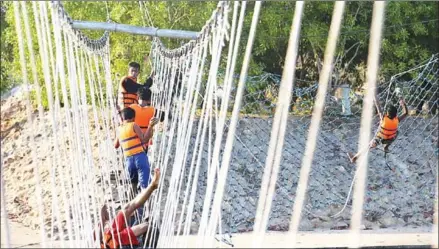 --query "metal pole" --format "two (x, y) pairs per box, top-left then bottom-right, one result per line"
(71, 20), (199, 40)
